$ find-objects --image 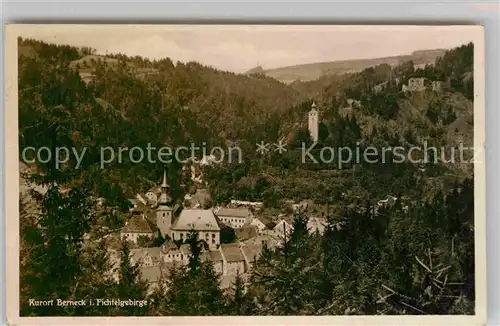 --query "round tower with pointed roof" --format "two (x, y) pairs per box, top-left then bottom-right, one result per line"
(308, 101), (319, 142)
